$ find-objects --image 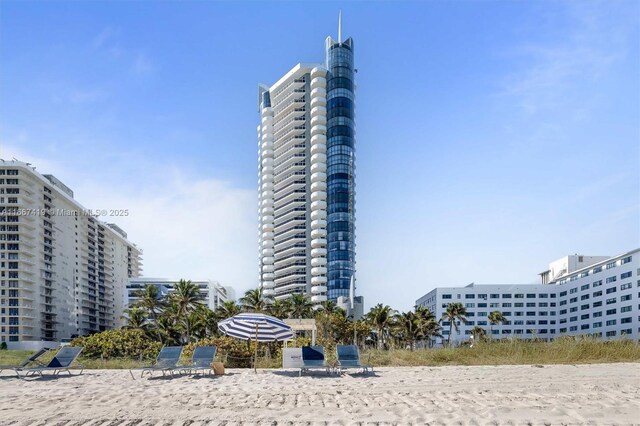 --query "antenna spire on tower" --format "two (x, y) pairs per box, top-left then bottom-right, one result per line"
(338, 10), (342, 43)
